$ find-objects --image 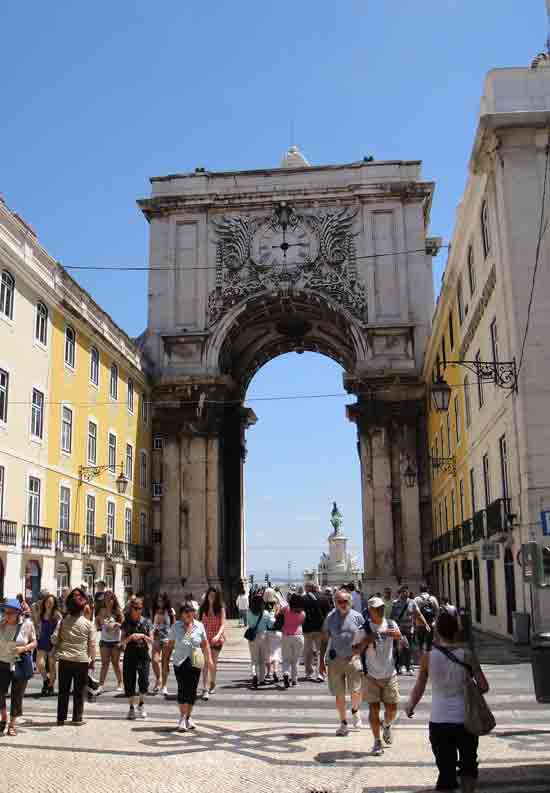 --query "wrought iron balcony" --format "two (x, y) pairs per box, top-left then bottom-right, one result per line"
(56, 530), (80, 553)
(473, 509), (486, 541)
(112, 540), (126, 559)
(462, 518), (473, 546)
(452, 525), (463, 550)
(0, 519), (17, 546)
(22, 524), (53, 549)
(486, 497), (512, 537)
(83, 534), (106, 555)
